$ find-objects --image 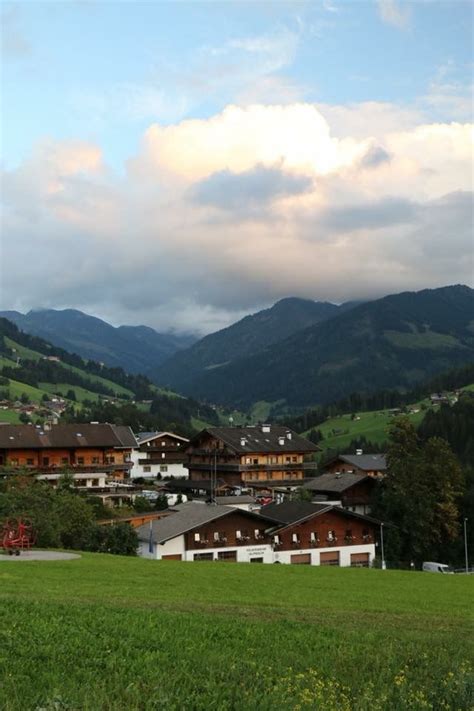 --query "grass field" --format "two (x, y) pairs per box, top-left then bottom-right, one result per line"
(0, 554), (472, 710)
